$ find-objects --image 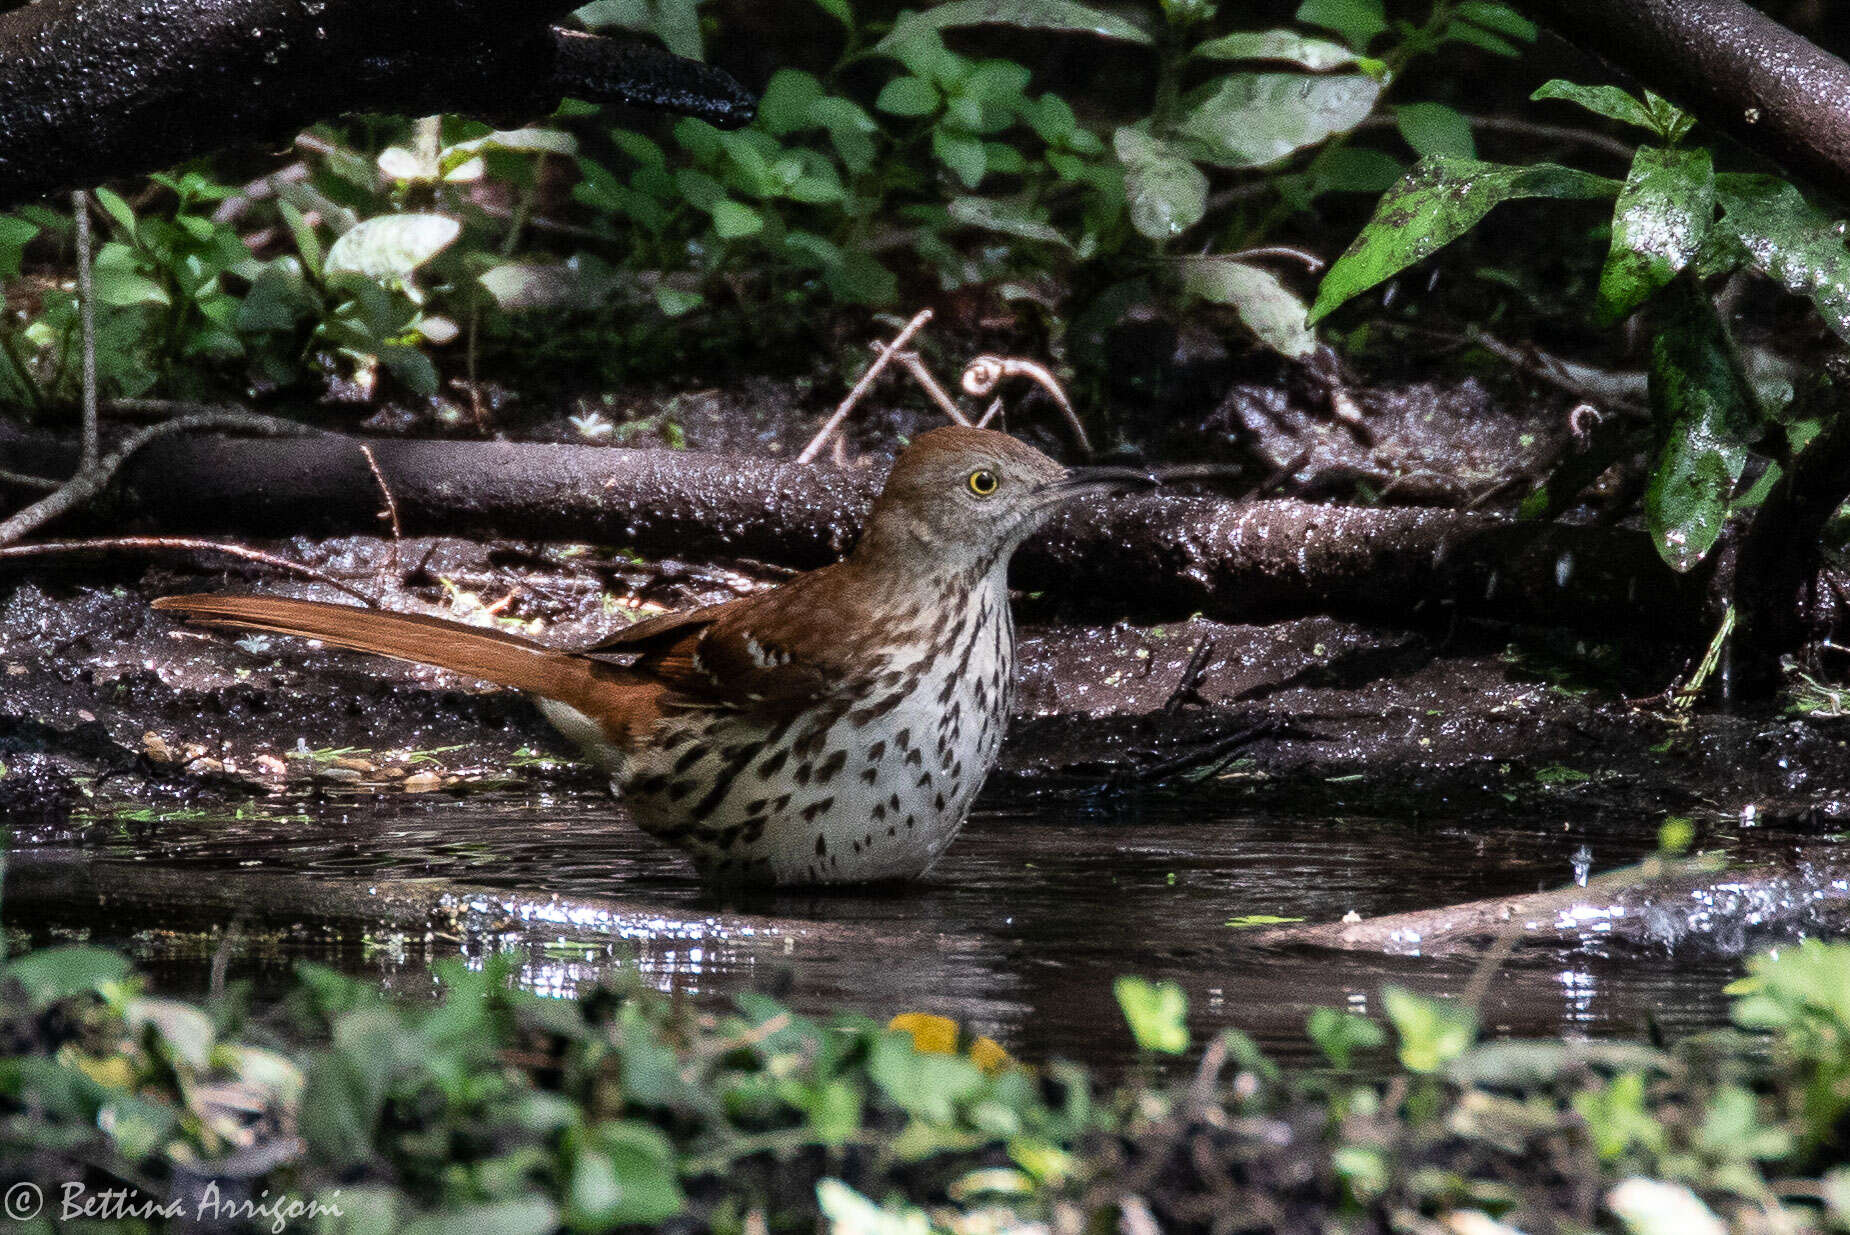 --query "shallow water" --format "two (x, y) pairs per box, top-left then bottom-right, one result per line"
(5, 781), (1763, 1068)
